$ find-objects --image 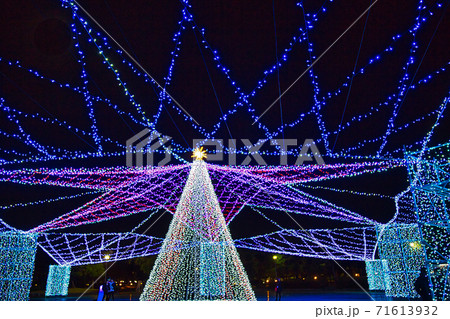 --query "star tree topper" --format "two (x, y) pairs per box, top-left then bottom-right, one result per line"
(192, 147), (207, 161)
